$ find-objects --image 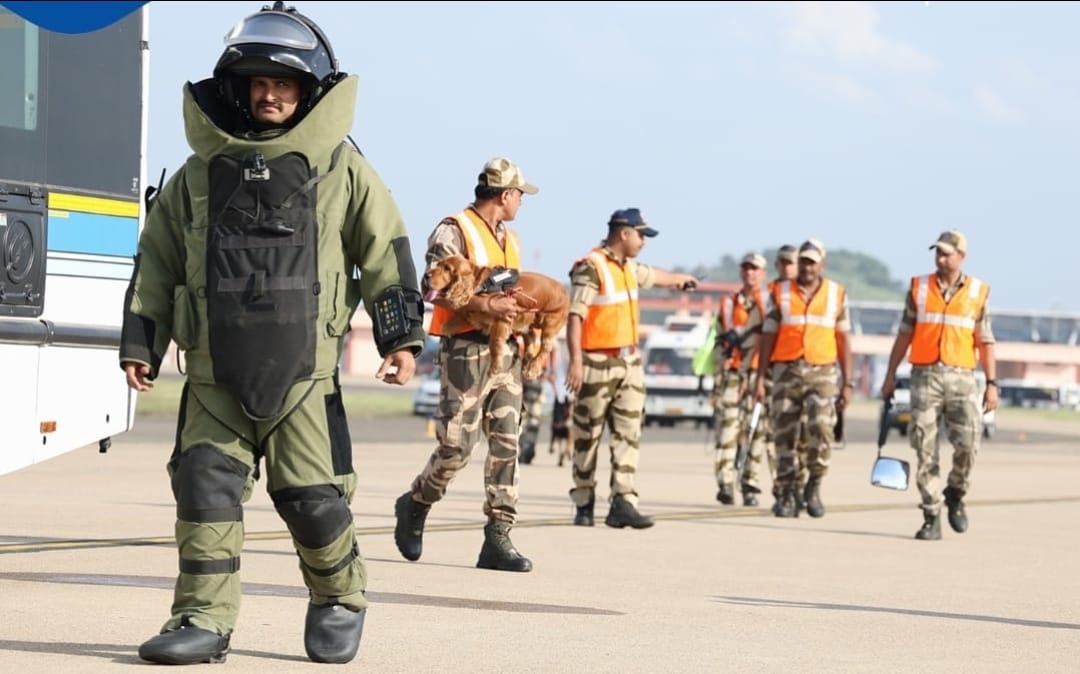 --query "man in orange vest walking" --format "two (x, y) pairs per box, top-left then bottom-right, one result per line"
(754, 239), (853, 518)
(712, 252), (768, 506)
(880, 230), (998, 540)
(393, 157), (537, 572)
(564, 208), (698, 529)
